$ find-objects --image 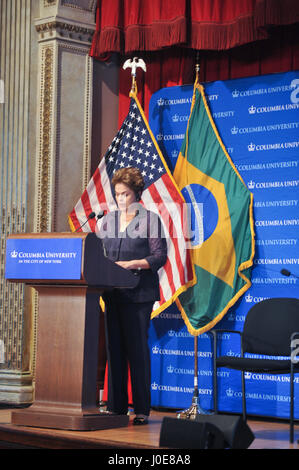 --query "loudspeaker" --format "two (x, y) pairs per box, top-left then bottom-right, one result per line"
(159, 417), (226, 449)
(195, 414), (254, 449)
